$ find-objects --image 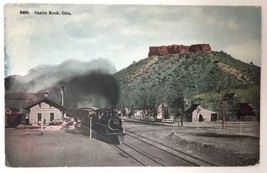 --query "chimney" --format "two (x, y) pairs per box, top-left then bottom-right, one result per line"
(61, 86), (65, 106)
(44, 92), (48, 98)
